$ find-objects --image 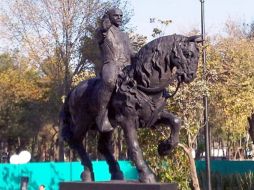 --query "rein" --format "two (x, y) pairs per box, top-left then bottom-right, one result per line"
(167, 80), (180, 98)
